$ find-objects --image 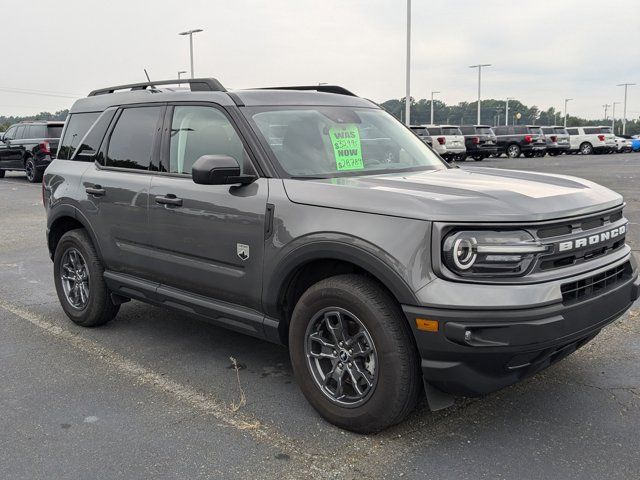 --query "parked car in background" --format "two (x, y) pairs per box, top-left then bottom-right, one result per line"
(632, 137), (640, 151)
(541, 126), (570, 156)
(614, 135), (633, 153)
(0, 121), (64, 181)
(437, 125), (466, 161)
(458, 125), (498, 161)
(493, 125), (547, 158)
(409, 125), (447, 157)
(409, 125), (433, 148)
(566, 126), (616, 155)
